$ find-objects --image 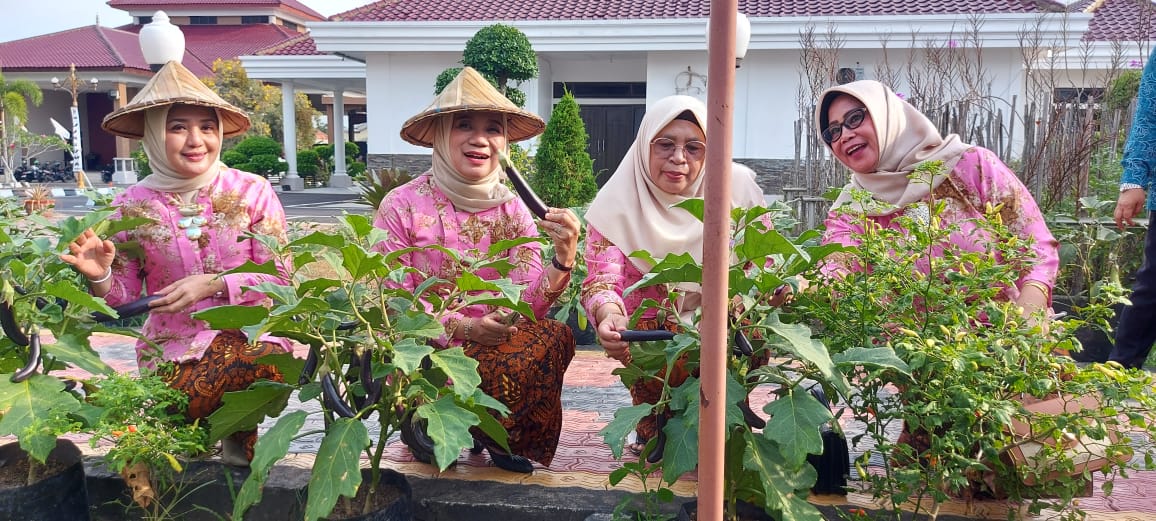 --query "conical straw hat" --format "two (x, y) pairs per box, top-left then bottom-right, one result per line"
(400, 66), (545, 148)
(102, 60), (250, 139)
